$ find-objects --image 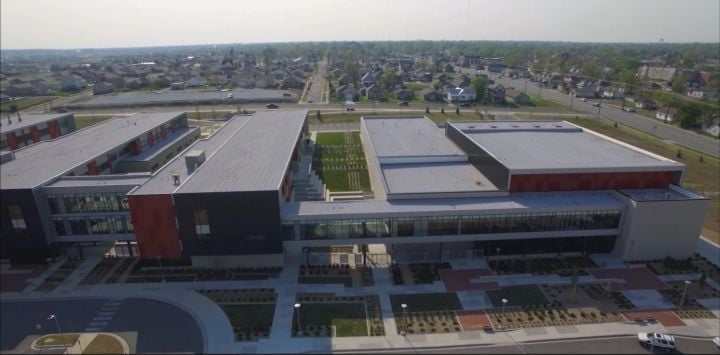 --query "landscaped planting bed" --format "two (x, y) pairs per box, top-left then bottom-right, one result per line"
(486, 305), (625, 329)
(390, 263), (404, 285)
(298, 264), (353, 287)
(125, 262), (281, 283)
(198, 288), (277, 341)
(292, 293), (385, 337)
(672, 308), (717, 319)
(390, 292), (464, 335)
(34, 258), (83, 291)
(645, 255), (719, 283)
(577, 284), (636, 310)
(408, 262), (452, 284)
(312, 132), (371, 191)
